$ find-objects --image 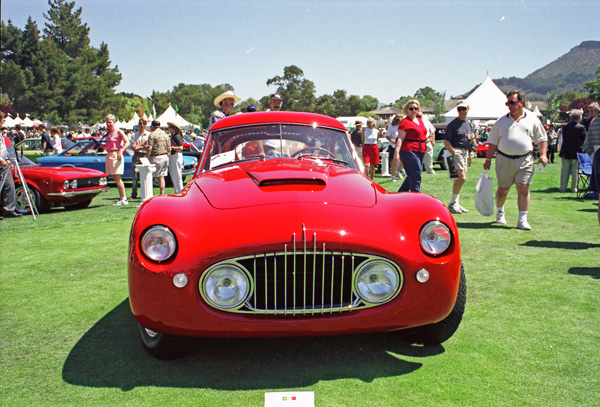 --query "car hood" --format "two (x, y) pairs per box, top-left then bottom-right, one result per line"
(194, 159), (377, 209)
